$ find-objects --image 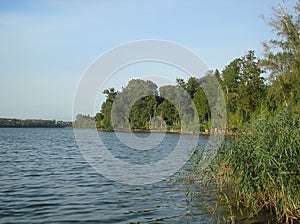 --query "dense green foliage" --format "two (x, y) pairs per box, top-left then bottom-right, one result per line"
(0, 118), (72, 128)
(95, 47), (298, 134)
(96, 77), (213, 132)
(219, 51), (266, 129)
(95, 50), (268, 133)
